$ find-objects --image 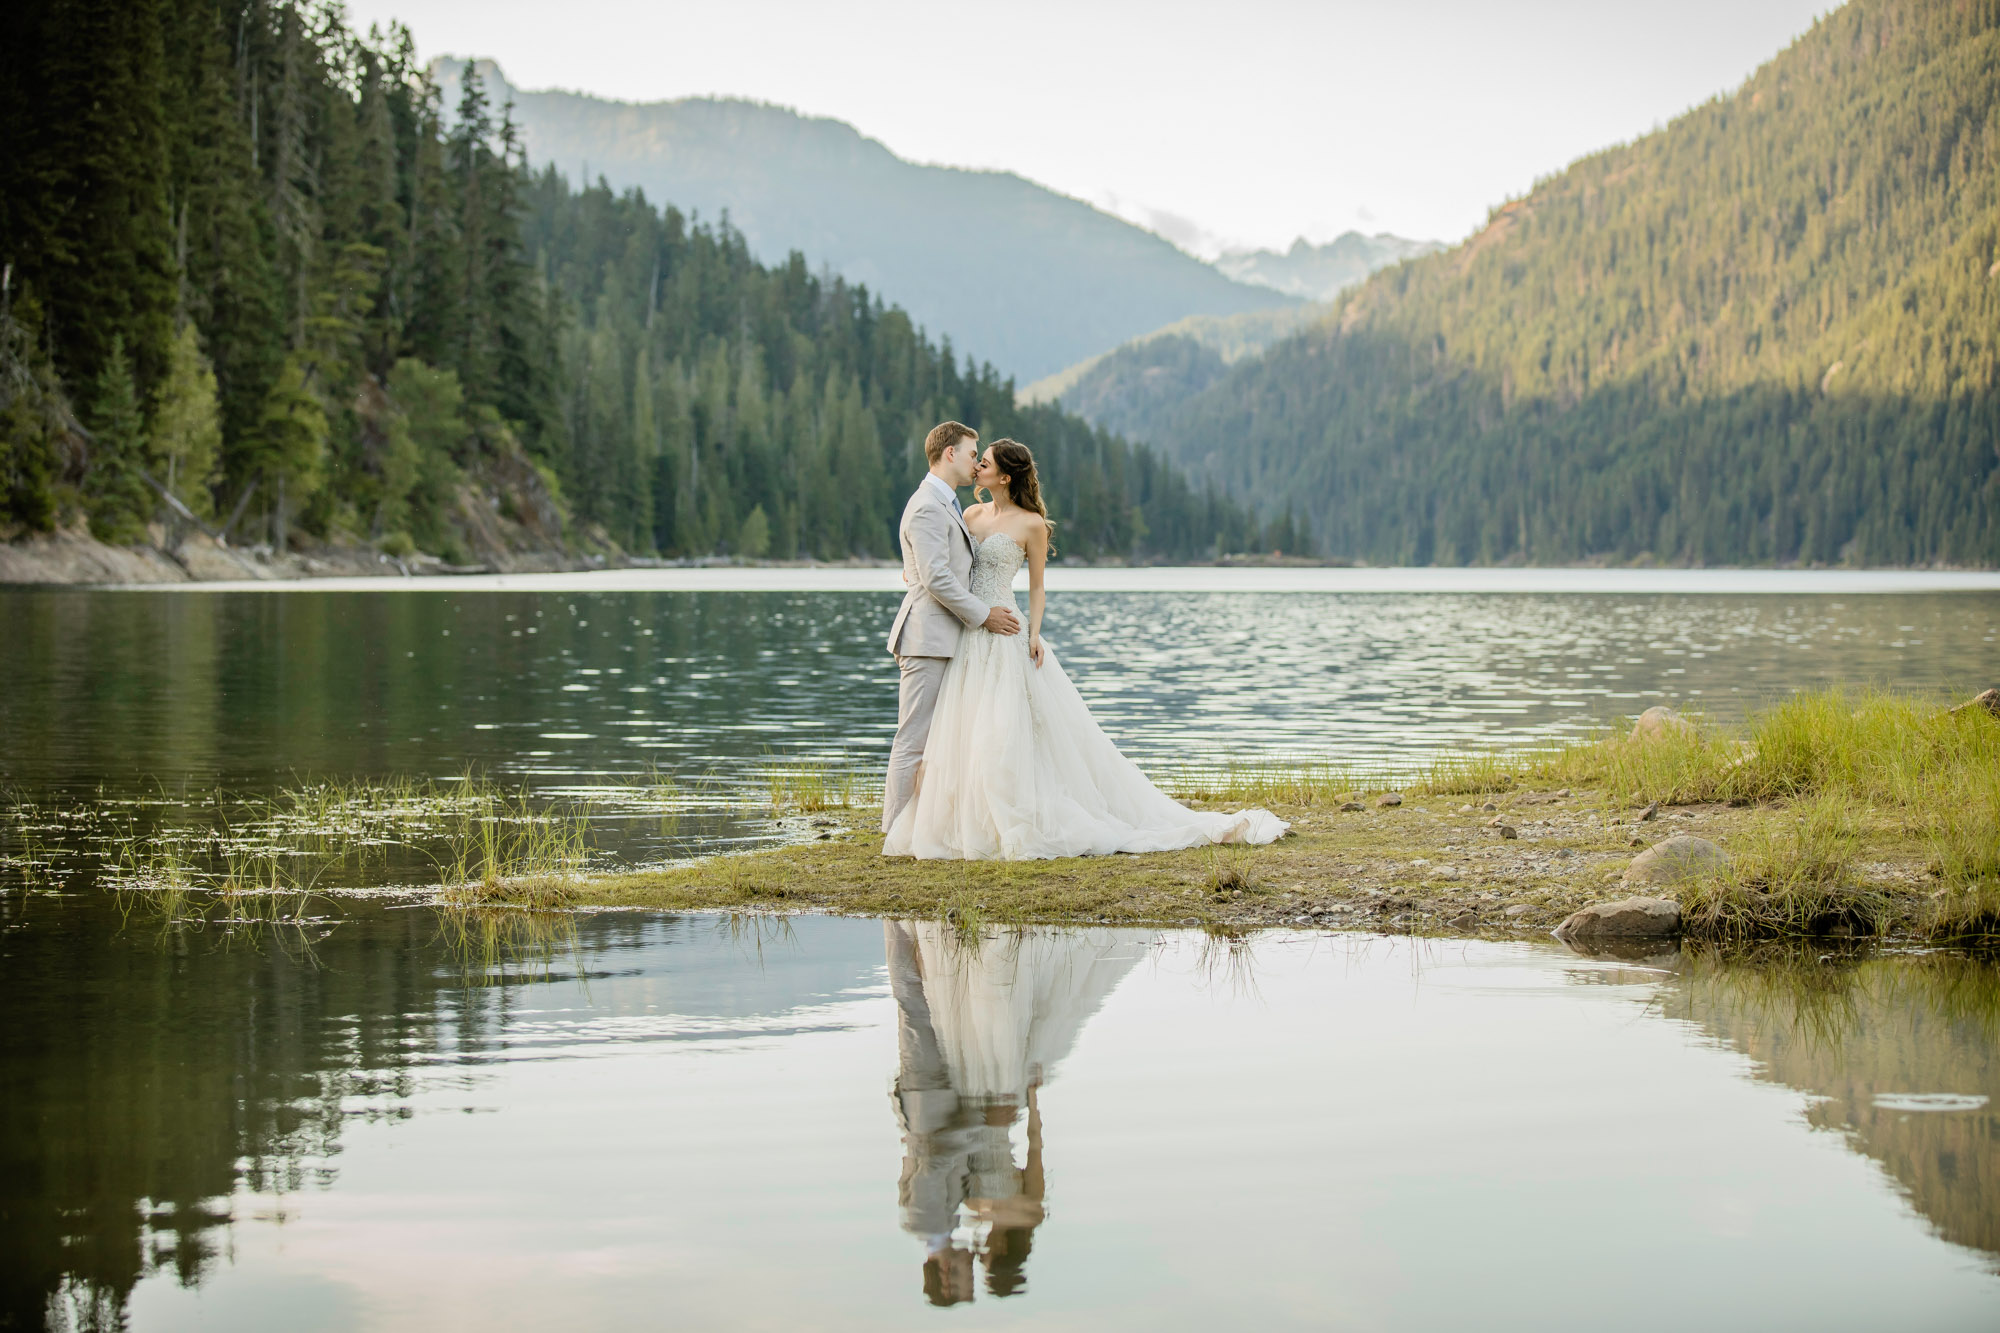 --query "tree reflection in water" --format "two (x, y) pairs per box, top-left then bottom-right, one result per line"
(884, 921), (1146, 1305)
(1568, 940), (2000, 1267)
